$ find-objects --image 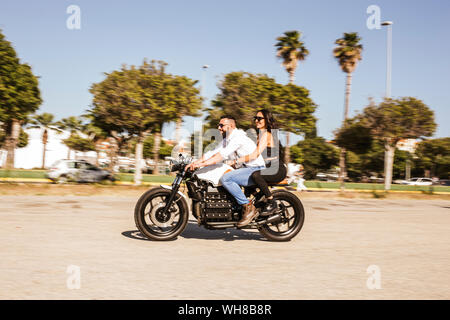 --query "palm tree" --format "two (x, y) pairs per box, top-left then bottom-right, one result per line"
(275, 30), (309, 163)
(56, 116), (83, 159)
(81, 120), (108, 166)
(333, 32), (363, 189)
(28, 113), (61, 168)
